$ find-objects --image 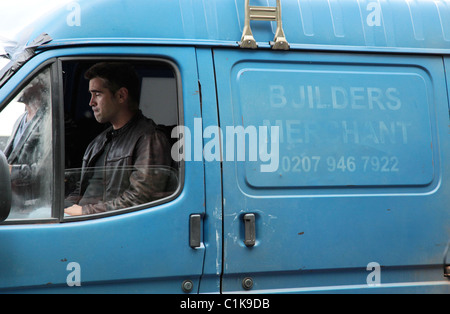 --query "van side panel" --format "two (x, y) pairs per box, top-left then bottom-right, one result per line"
(27, 0), (450, 52)
(214, 49), (450, 293)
